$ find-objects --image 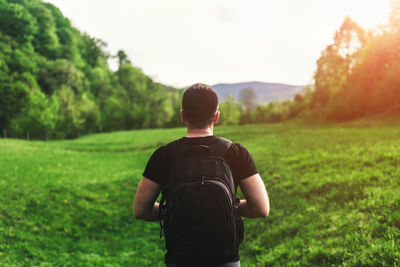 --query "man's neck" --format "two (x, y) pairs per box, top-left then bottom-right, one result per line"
(186, 127), (213, 138)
